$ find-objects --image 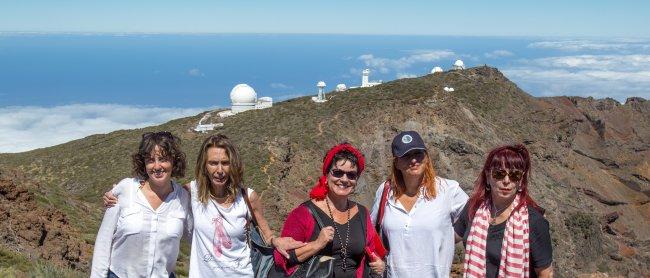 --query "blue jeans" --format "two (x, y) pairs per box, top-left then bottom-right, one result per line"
(108, 269), (176, 278)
